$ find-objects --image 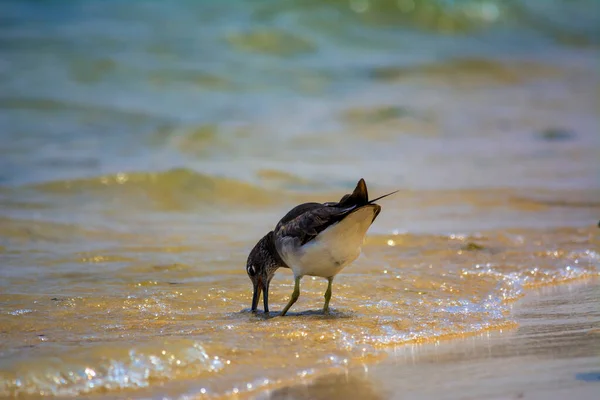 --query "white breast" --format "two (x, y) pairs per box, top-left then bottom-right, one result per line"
(277, 206), (378, 278)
